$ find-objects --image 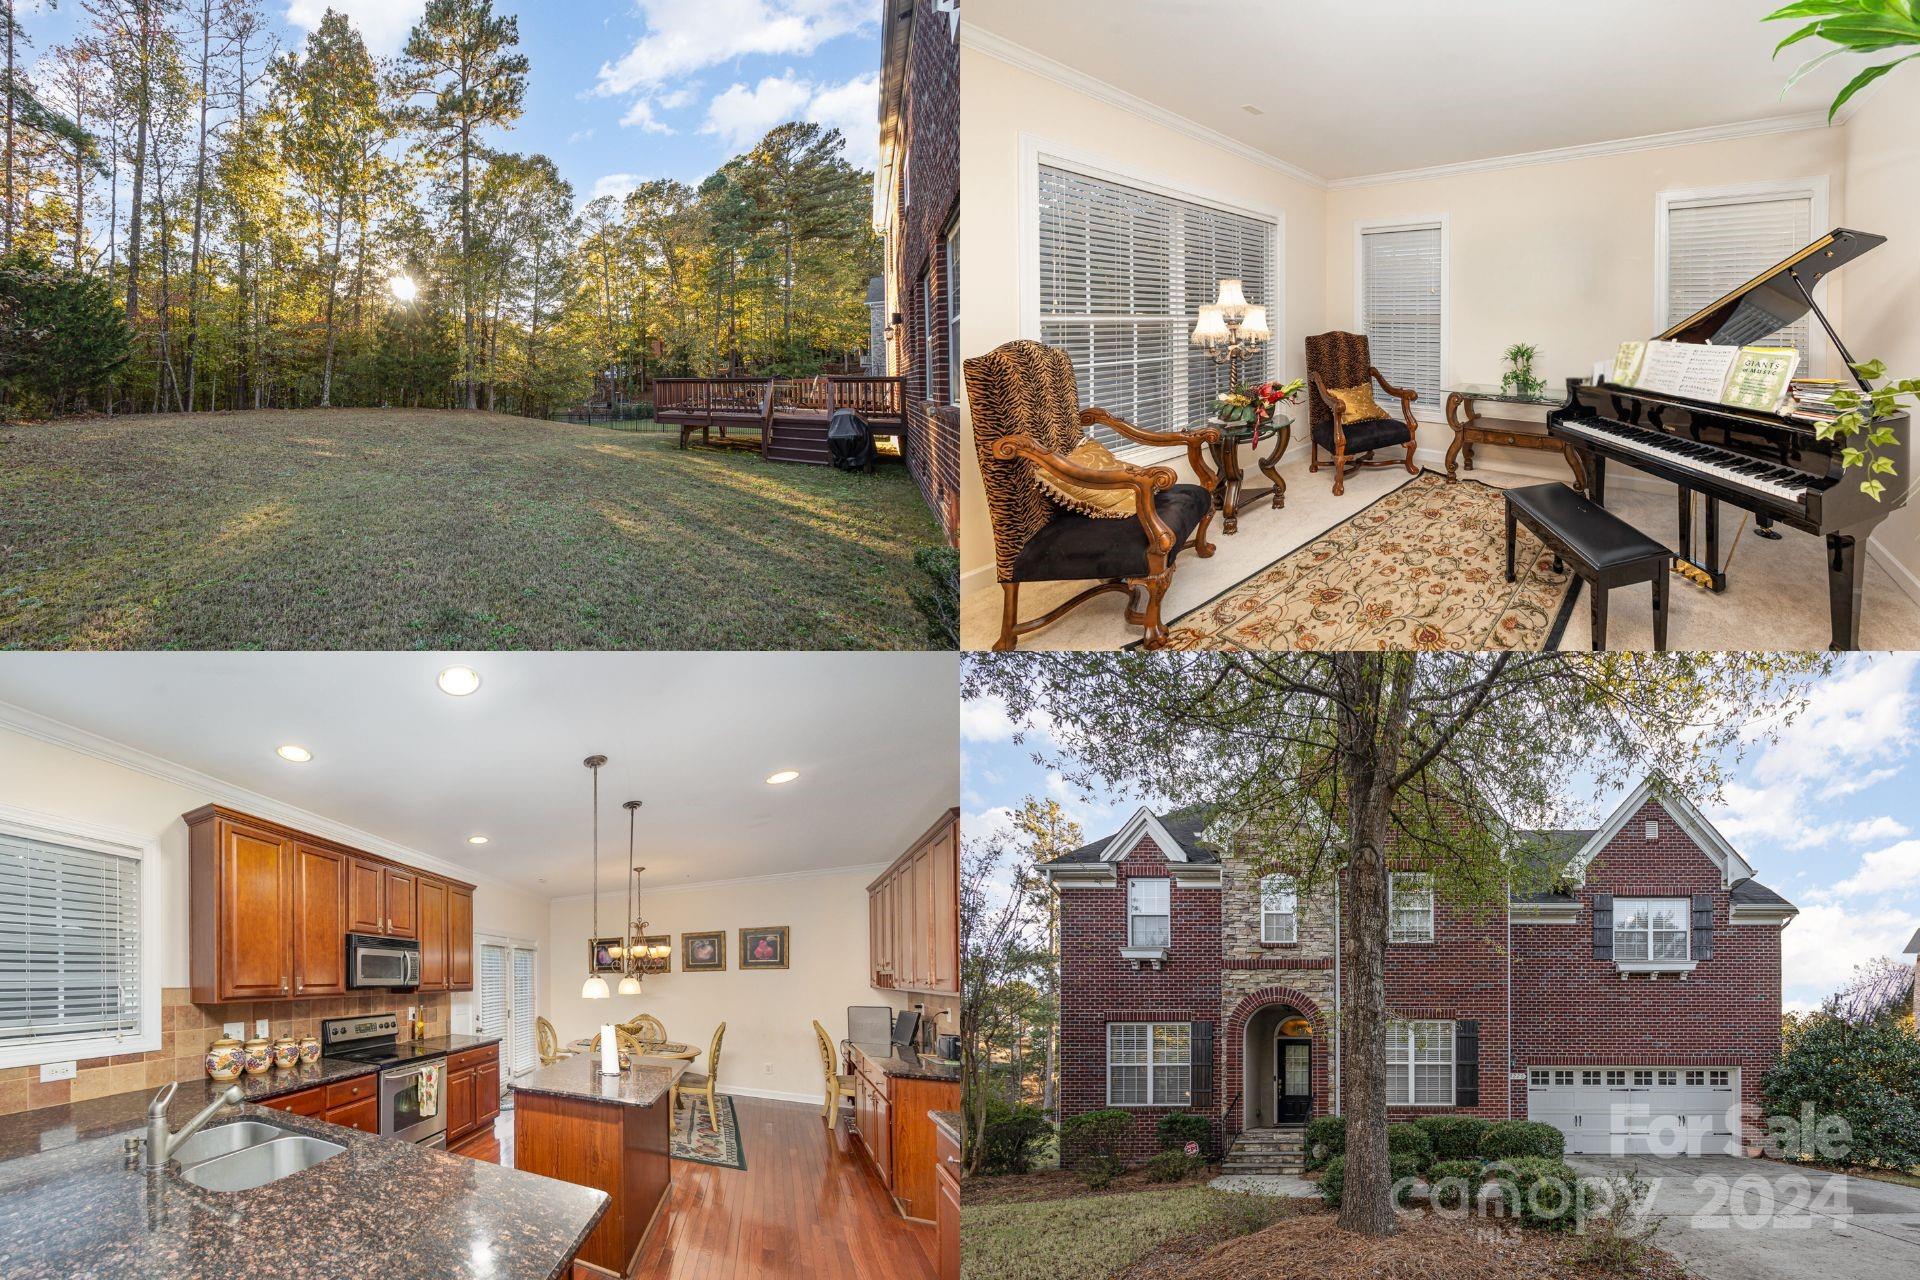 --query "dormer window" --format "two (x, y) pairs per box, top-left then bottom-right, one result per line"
(1614, 898), (1690, 962)
(1260, 875), (1297, 943)
(1389, 872), (1434, 943)
(1128, 877), (1170, 948)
